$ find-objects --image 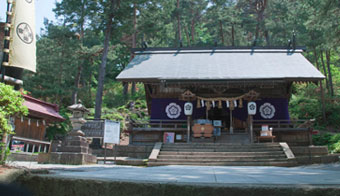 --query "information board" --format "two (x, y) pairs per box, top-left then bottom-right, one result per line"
(103, 120), (120, 144)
